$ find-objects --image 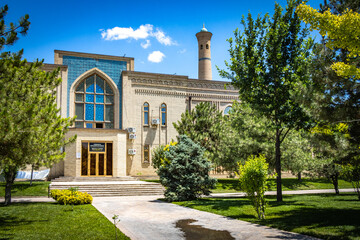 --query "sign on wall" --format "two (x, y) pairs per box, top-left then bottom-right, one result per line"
(89, 143), (106, 152)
